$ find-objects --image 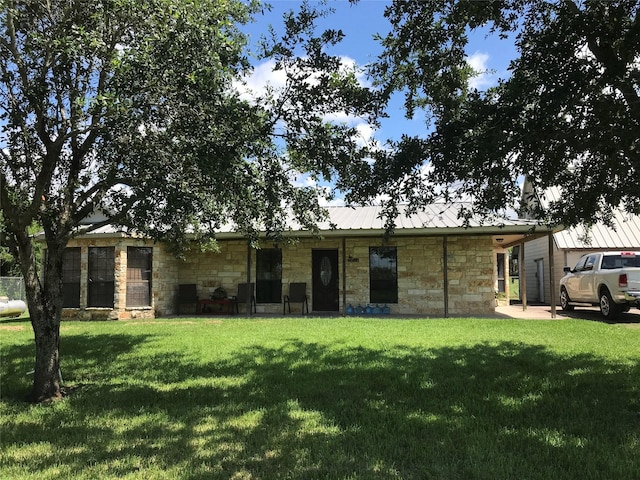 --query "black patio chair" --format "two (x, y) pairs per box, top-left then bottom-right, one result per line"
(283, 282), (309, 314)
